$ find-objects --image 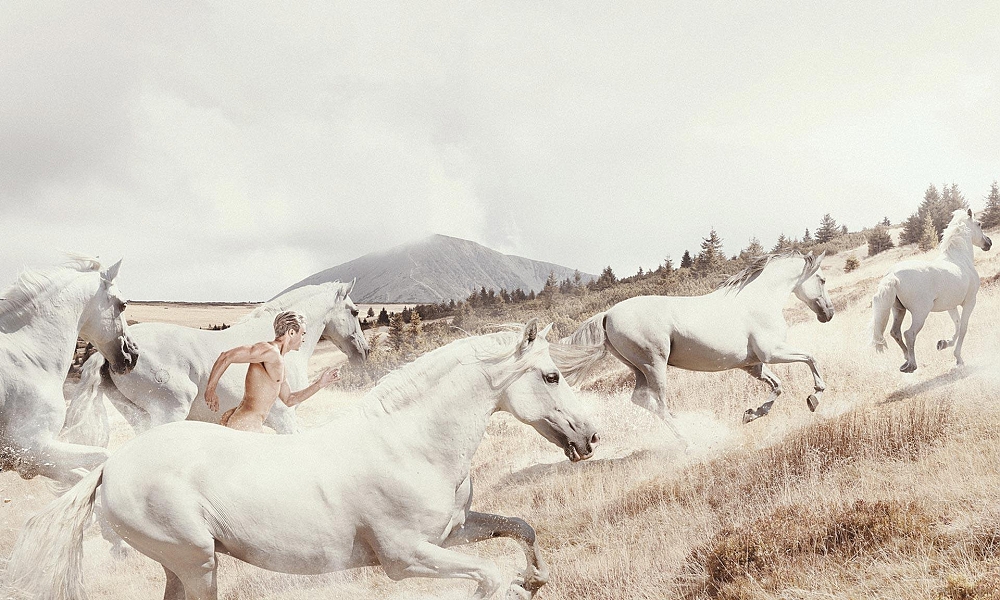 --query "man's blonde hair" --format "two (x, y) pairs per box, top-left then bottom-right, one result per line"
(273, 311), (306, 338)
